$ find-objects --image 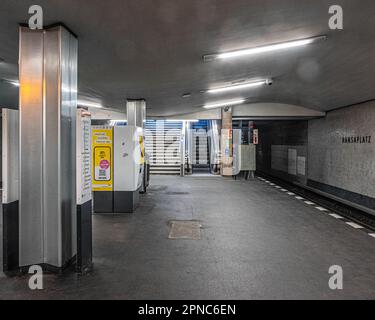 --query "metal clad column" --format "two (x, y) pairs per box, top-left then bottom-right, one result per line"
(126, 99), (146, 127)
(19, 25), (77, 270)
(19, 26), (44, 266)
